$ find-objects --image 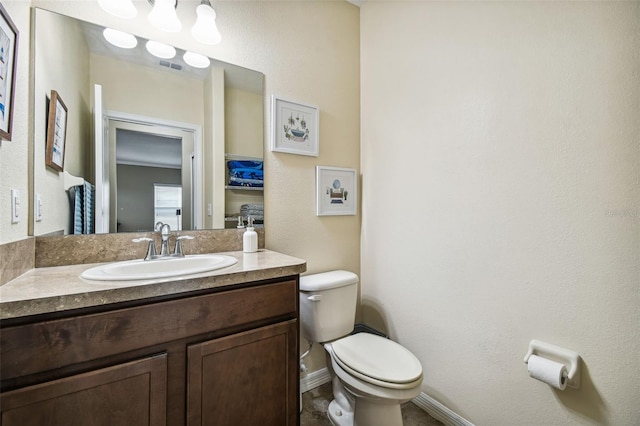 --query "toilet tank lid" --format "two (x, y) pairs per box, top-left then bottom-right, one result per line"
(300, 270), (359, 291)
